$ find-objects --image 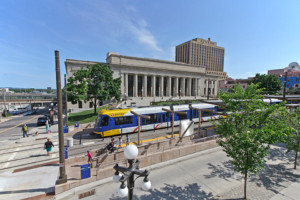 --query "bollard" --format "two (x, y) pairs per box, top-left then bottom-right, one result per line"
(79, 134), (82, 145)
